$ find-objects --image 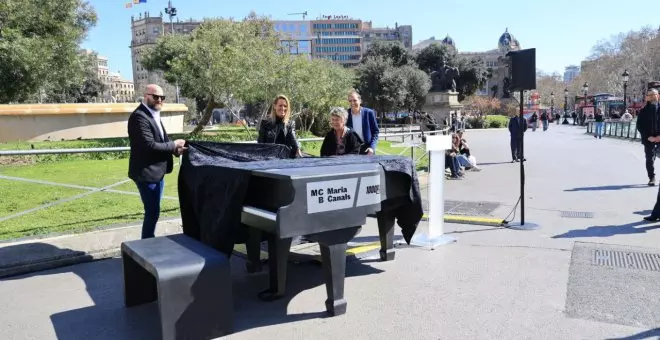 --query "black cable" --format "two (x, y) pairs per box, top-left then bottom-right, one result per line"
(502, 195), (522, 225)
